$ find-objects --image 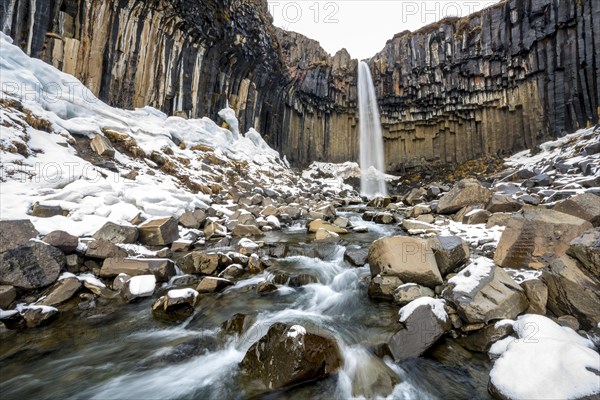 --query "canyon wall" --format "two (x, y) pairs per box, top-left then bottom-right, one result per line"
(1, 0), (599, 169)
